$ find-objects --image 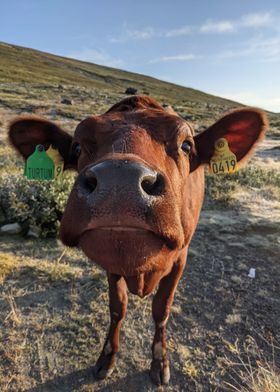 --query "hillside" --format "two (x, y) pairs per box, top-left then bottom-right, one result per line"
(1, 41), (280, 134)
(0, 41), (239, 105)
